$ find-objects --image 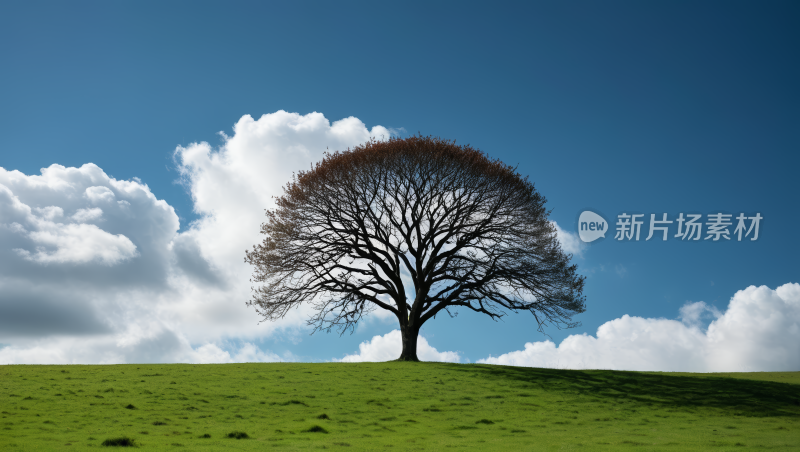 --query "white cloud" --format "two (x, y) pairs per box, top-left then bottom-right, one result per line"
(192, 343), (233, 364)
(0, 163), (181, 345)
(2, 184), (135, 266)
(71, 207), (103, 222)
(190, 342), (284, 364)
(174, 110), (389, 269)
(166, 110), (392, 342)
(678, 301), (722, 328)
(33, 206), (64, 220)
(84, 186), (116, 203)
(337, 329), (461, 363)
(19, 223), (137, 265)
(478, 283), (800, 372)
(552, 221), (584, 257)
(0, 332), (285, 365)
(0, 111), (391, 364)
